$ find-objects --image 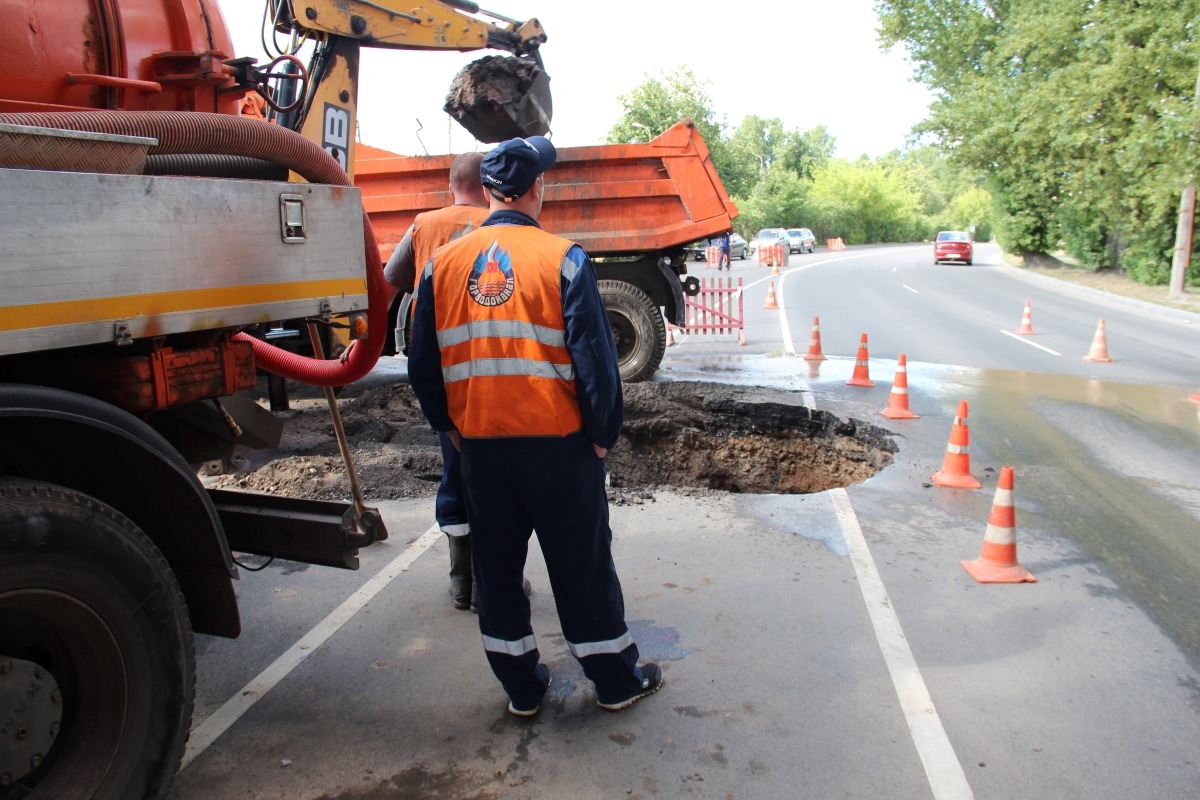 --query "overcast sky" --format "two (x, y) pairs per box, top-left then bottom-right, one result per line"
(214, 0), (934, 159)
